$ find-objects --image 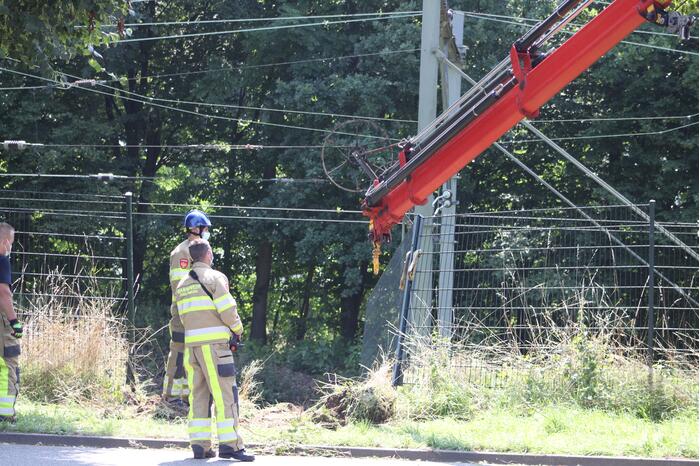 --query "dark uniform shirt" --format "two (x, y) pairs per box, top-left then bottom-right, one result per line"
(0, 255), (10, 286)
